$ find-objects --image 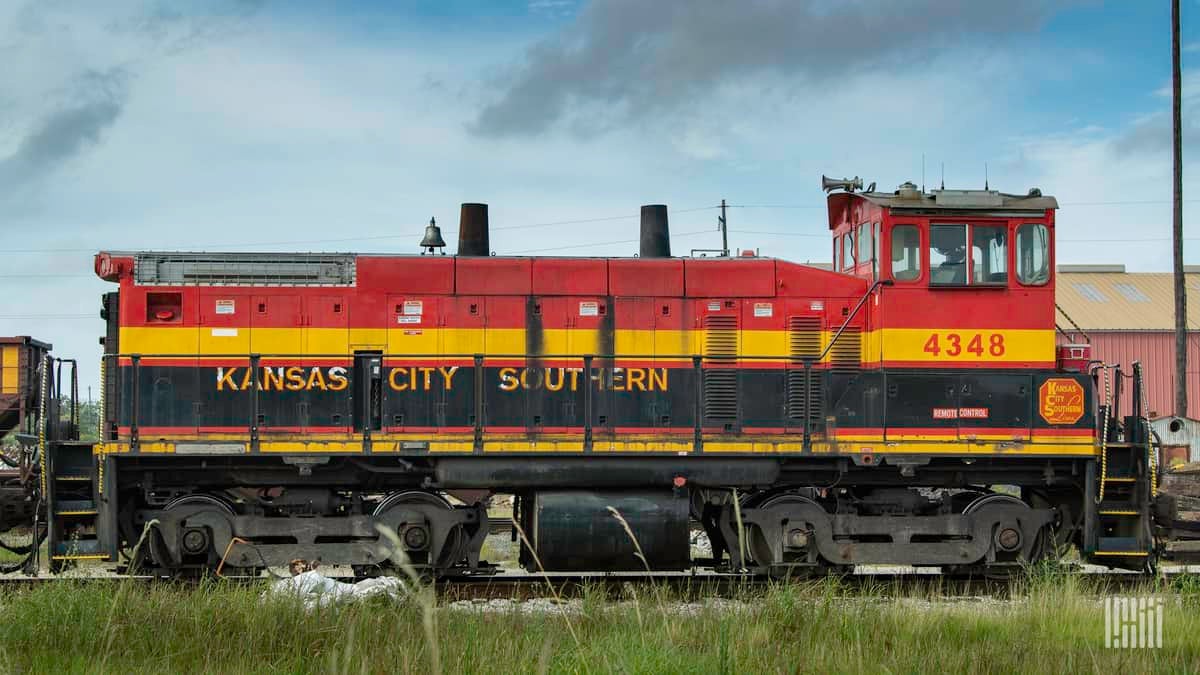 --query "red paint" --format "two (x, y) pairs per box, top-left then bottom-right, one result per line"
(608, 258), (683, 296)
(533, 258), (607, 295)
(684, 258), (776, 297)
(359, 256), (454, 294)
(456, 257), (532, 295)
